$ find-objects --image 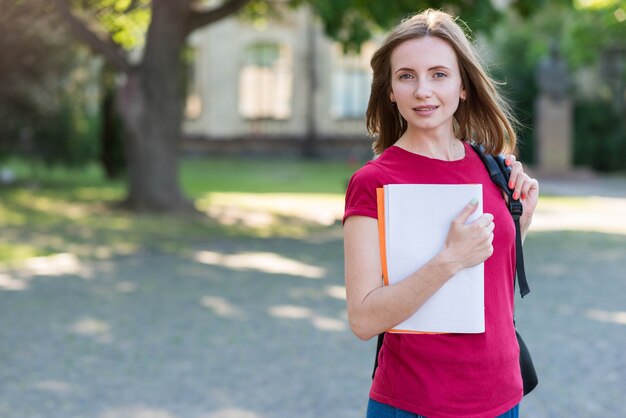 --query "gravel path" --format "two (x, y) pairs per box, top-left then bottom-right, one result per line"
(1, 176), (625, 418)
